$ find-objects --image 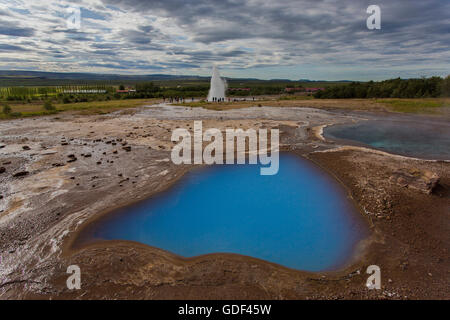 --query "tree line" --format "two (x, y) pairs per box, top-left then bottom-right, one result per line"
(314, 76), (450, 99)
